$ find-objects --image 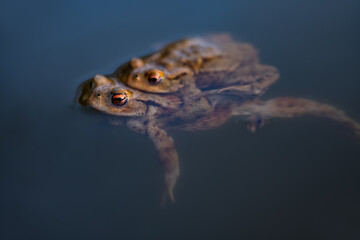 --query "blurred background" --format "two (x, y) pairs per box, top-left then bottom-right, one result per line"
(1, 0), (359, 239)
